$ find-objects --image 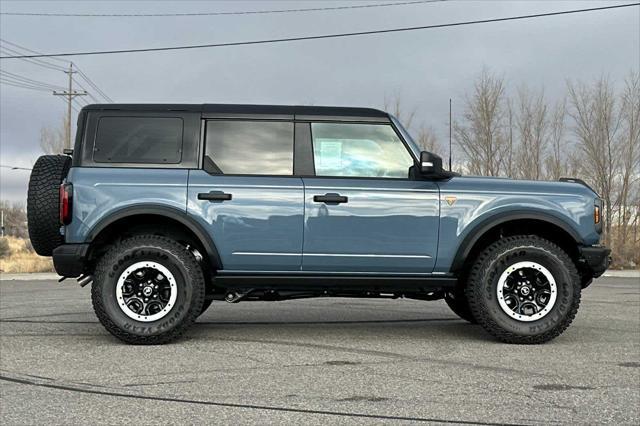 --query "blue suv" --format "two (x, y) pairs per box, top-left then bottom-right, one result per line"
(27, 104), (610, 344)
